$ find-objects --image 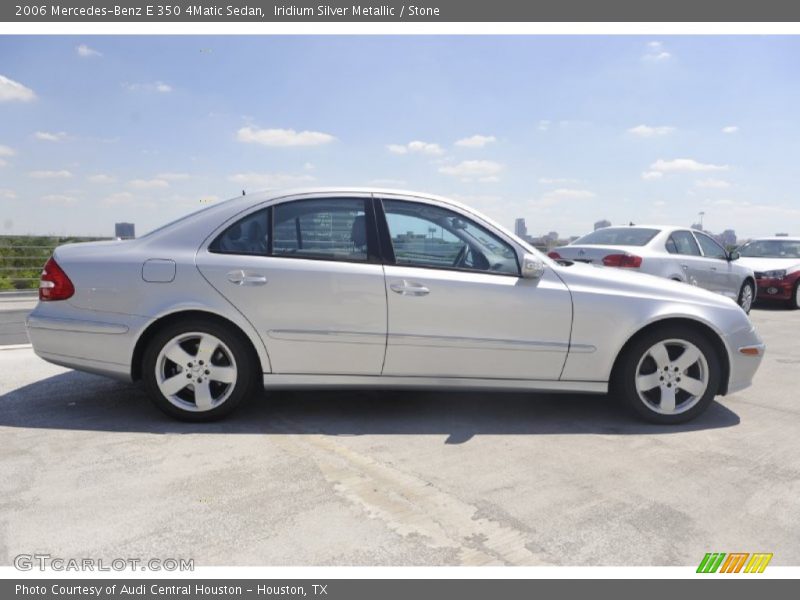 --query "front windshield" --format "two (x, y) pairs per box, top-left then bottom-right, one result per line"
(739, 239), (800, 259)
(573, 227), (659, 246)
